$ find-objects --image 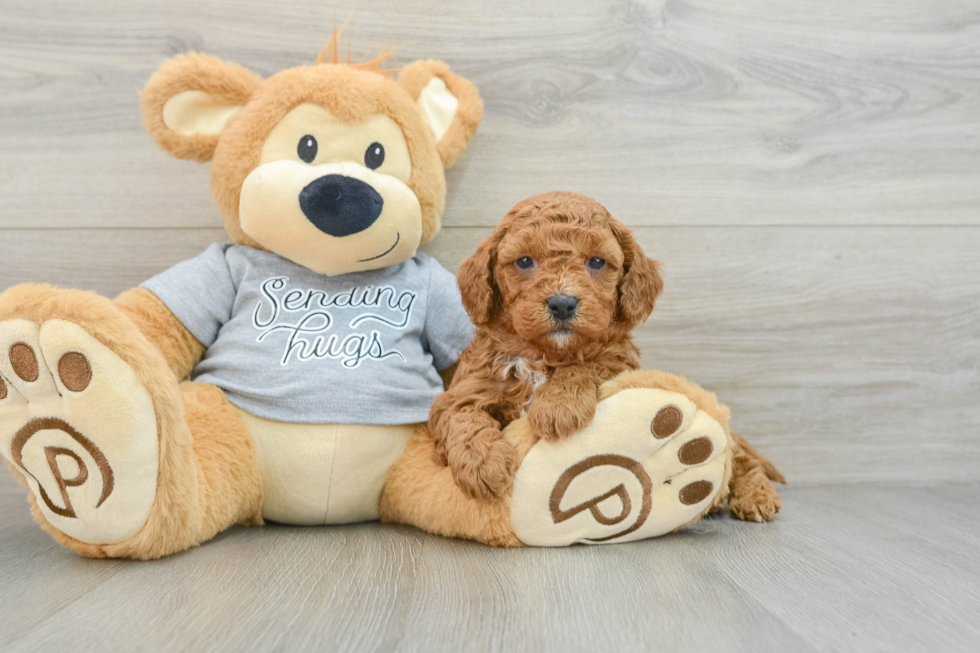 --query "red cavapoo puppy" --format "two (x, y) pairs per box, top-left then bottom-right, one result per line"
(430, 191), (784, 522)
